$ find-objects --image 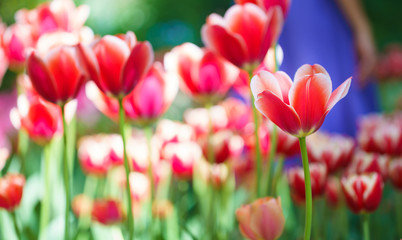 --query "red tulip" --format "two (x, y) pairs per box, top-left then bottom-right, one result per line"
(10, 94), (62, 145)
(79, 32), (153, 98)
(122, 62), (178, 125)
(347, 151), (389, 180)
(78, 134), (114, 176)
(26, 45), (88, 105)
(163, 141), (202, 179)
(0, 173), (25, 211)
(202, 3), (283, 67)
(91, 198), (125, 225)
(242, 123), (270, 157)
(234, 0), (291, 17)
(267, 121), (299, 157)
(2, 24), (34, 70)
(221, 98), (253, 133)
(288, 163), (327, 200)
(183, 106), (228, 138)
(307, 132), (355, 173)
(236, 197), (285, 240)
(201, 130), (244, 163)
(165, 43), (239, 103)
(388, 158), (402, 190)
(341, 173), (383, 213)
(155, 119), (196, 147)
(251, 64), (352, 137)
